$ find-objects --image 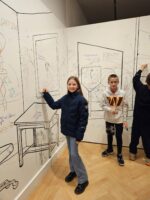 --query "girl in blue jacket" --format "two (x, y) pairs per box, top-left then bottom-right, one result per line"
(42, 76), (89, 194)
